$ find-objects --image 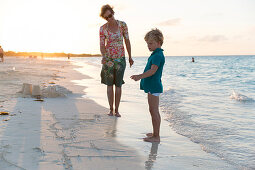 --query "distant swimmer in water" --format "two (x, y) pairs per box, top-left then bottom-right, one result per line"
(192, 57), (195, 62)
